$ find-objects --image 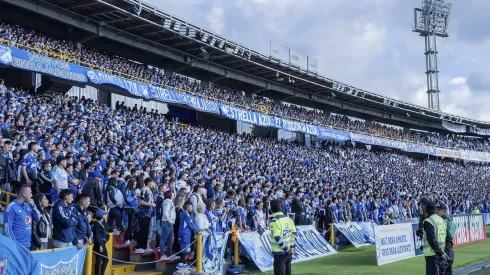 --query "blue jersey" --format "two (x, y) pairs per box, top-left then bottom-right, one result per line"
(21, 152), (38, 173)
(5, 200), (40, 248)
